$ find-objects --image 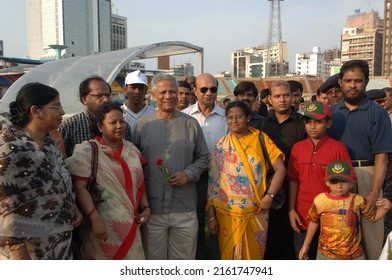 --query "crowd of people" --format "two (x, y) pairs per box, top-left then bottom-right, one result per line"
(1, 59), (392, 260)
